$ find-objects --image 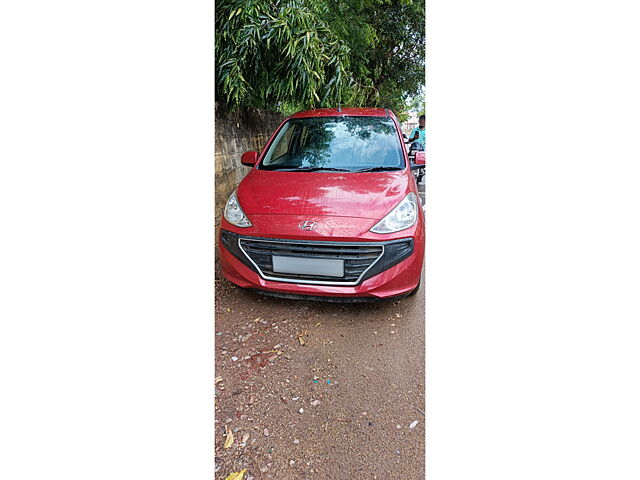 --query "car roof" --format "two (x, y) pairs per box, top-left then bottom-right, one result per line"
(289, 107), (395, 119)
